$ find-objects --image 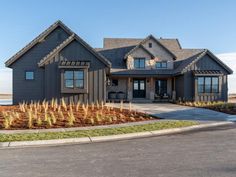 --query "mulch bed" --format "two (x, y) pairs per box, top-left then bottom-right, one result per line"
(0, 105), (155, 130)
(202, 106), (236, 115)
